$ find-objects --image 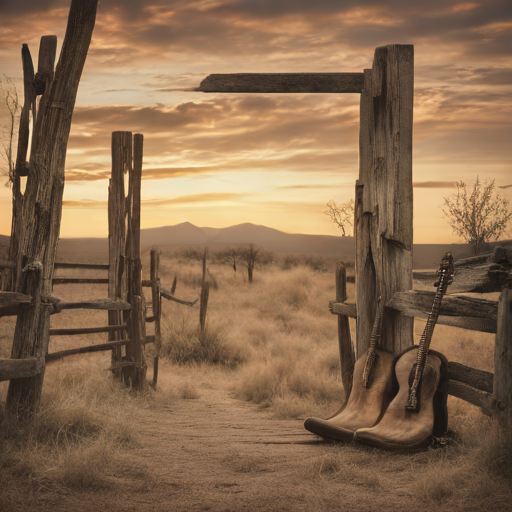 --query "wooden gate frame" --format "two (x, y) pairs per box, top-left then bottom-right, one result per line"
(197, 44), (415, 358)
(195, 44), (512, 436)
